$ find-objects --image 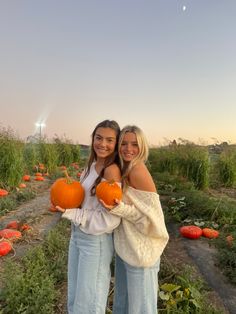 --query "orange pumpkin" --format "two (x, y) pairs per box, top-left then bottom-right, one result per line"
(35, 172), (43, 176)
(0, 189), (8, 197)
(50, 174), (85, 209)
(6, 221), (19, 229)
(35, 176), (44, 181)
(202, 228), (219, 239)
(39, 163), (45, 170)
(19, 183), (26, 188)
(226, 235), (234, 247)
(0, 241), (12, 256)
(23, 175), (30, 182)
(20, 224), (31, 231)
(179, 225), (202, 239)
(0, 229), (22, 241)
(96, 181), (122, 206)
